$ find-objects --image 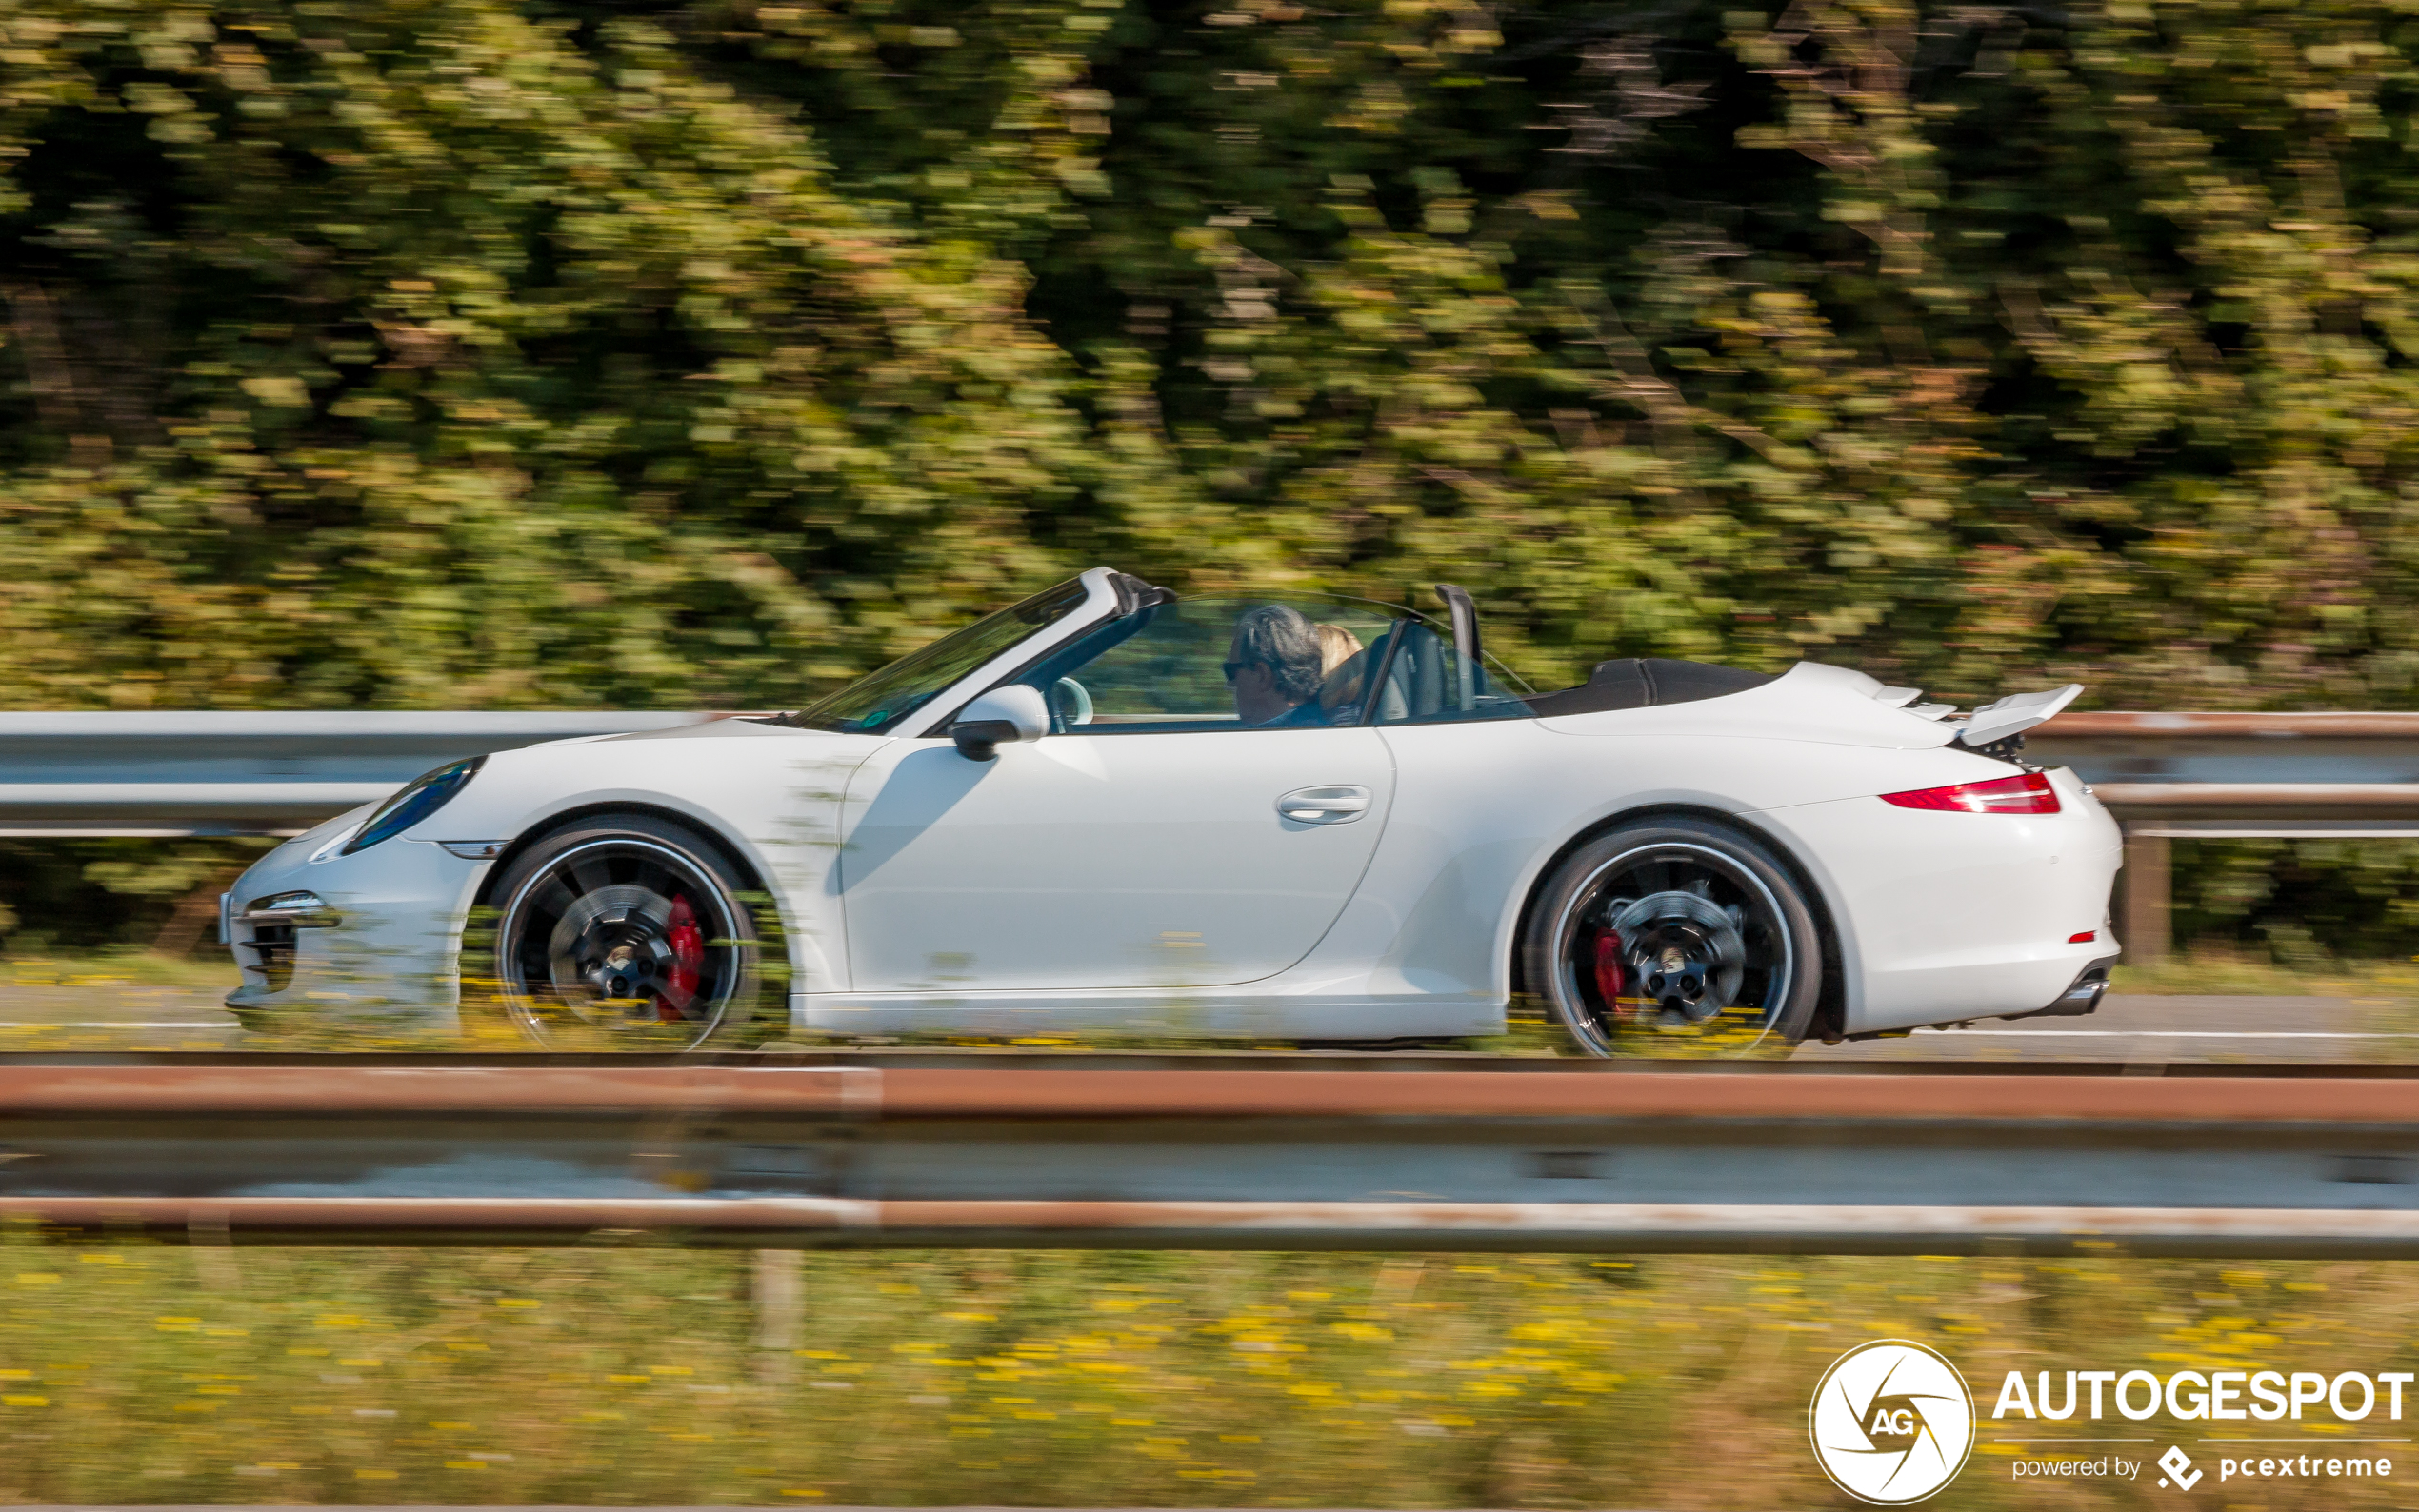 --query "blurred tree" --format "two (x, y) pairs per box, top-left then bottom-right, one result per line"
(2172, 839), (2419, 964)
(0, 0), (1109, 709)
(5, 0), (2419, 713)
